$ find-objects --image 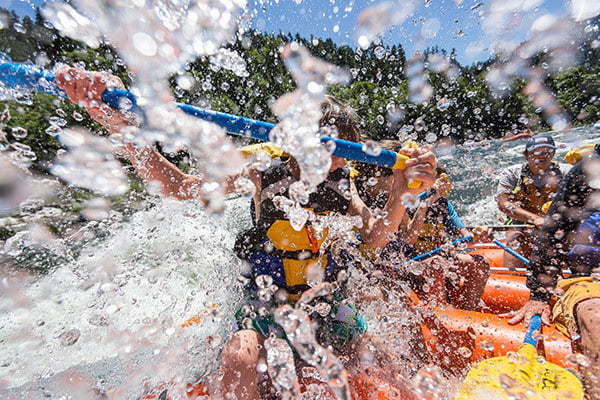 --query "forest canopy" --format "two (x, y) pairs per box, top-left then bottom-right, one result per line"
(1, 7), (600, 173)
